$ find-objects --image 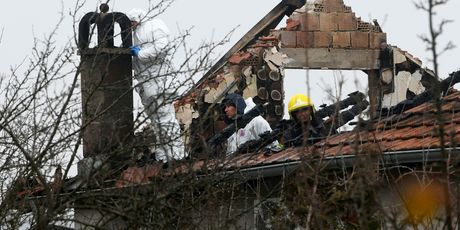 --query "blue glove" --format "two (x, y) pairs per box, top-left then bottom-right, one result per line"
(130, 45), (140, 56)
